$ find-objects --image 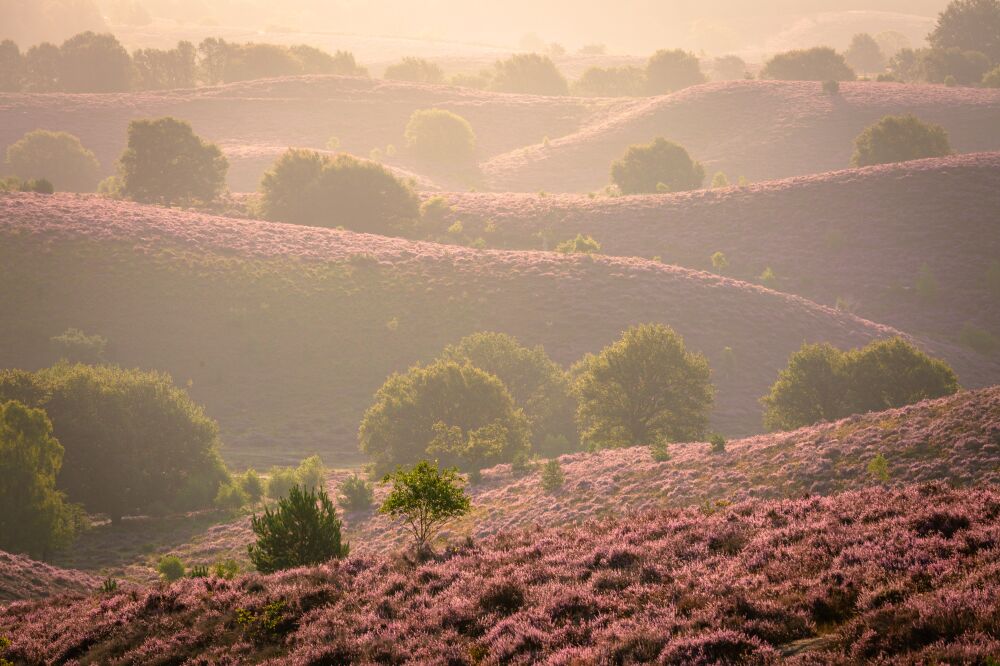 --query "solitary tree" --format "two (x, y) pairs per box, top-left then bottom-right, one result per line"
(359, 360), (531, 474)
(58, 32), (132, 92)
(645, 49), (706, 94)
(248, 485), (349, 573)
(490, 53), (568, 95)
(0, 400), (83, 559)
(575, 324), (714, 449)
(611, 137), (705, 194)
(845, 33), (886, 76)
(405, 108), (477, 164)
(380, 461), (471, 551)
(761, 47), (856, 81)
(118, 117), (228, 204)
(851, 115), (952, 167)
(6, 130), (102, 192)
(929, 0), (1000, 64)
